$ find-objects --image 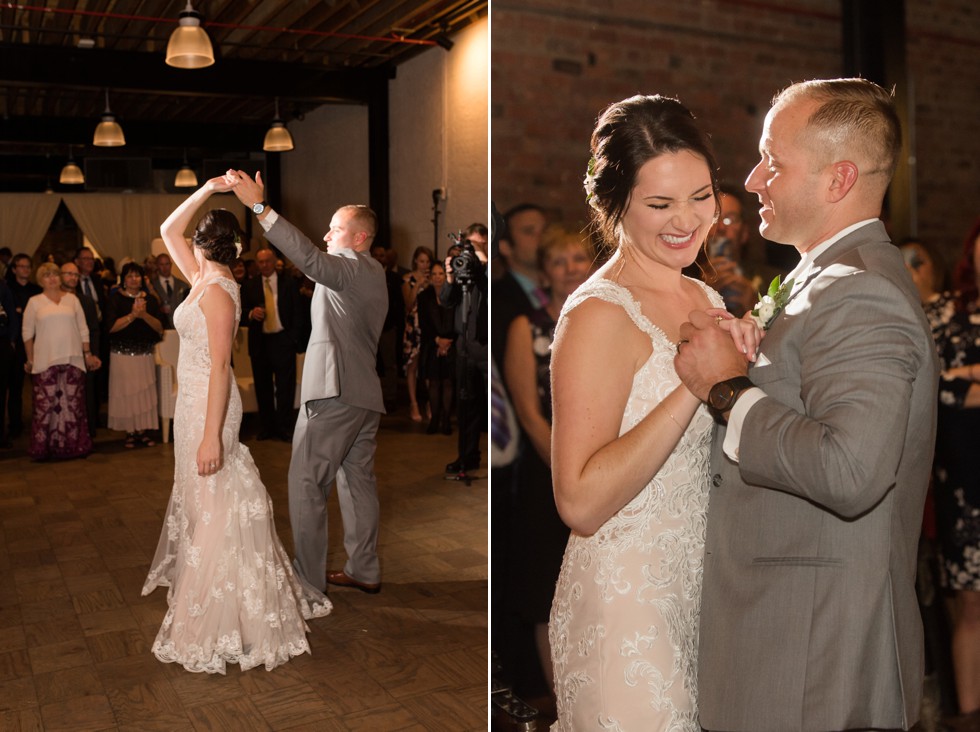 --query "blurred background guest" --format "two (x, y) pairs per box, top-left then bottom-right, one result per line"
(241, 247), (304, 442)
(22, 262), (100, 460)
(0, 276), (16, 449)
(402, 245), (434, 423)
(60, 261), (102, 440)
(502, 224), (594, 707)
(150, 252), (189, 329)
(7, 253), (40, 440)
(927, 218), (980, 729)
(417, 260), (455, 435)
(106, 261), (162, 448)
